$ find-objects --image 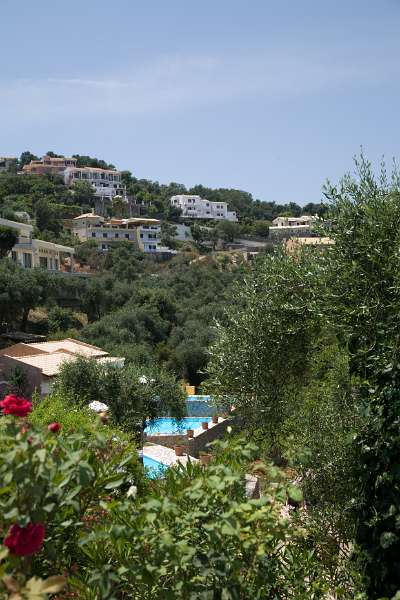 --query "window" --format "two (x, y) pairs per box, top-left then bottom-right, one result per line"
(92, 232), (96, 238)
(140, 233), (143, 238)
(115, 233), (119, 238)
(101, 244), (107, 250)
(23, 253), (32, 268)
(39, 256), (48, 269)
(103, 233), (107, 238)
(11, 251), (17, 262)
(125, 233), (129, 239)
